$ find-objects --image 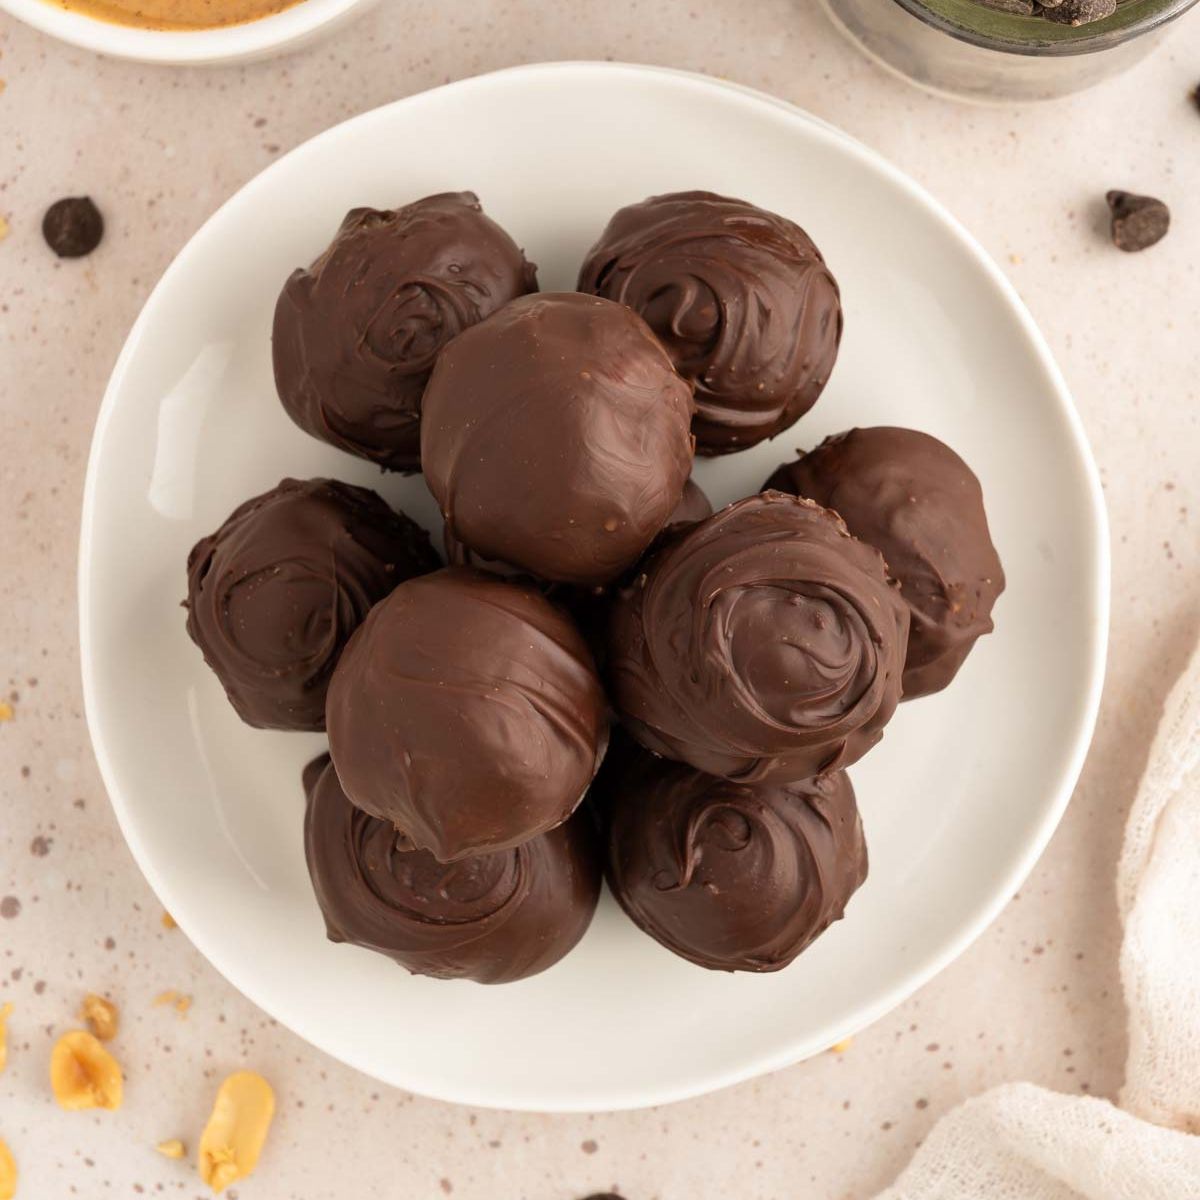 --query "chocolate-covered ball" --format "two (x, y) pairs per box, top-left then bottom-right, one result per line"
(763, 427), (1005, 698)
(608, 492), (909, 782)
(421, 292), (696, 587)
(602, 749), (867, 972)
(185, 478), (438, 731)
(326, 567), (609, 862)
(303, 756), (600, 984)
(578, 191), (842, 455)
(273, 192), (537, 472)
